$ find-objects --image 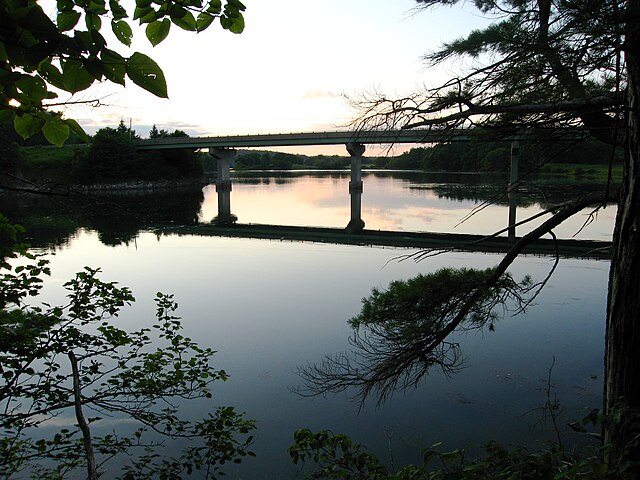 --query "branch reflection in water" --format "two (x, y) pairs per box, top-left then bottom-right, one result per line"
(296, 267), (533, 406)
